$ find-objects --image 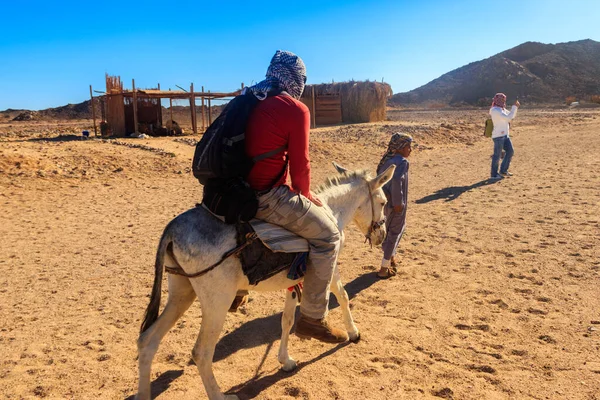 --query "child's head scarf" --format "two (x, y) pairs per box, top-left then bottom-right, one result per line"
(377, 132), (413, 173)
